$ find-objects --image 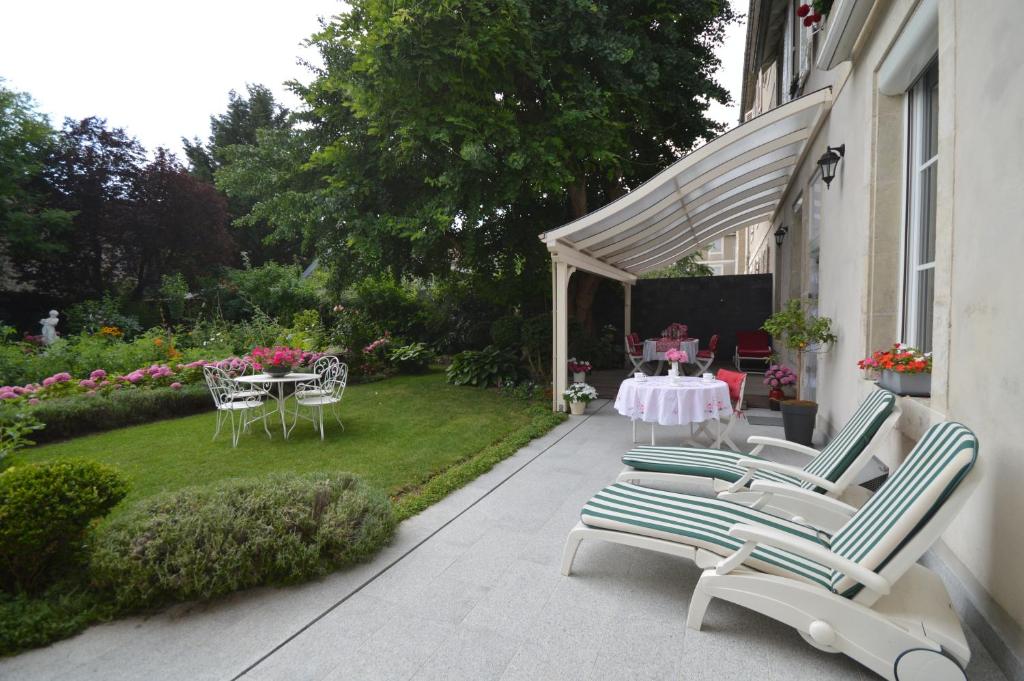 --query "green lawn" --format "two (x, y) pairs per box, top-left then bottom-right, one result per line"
(15, 371), (563, 517)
